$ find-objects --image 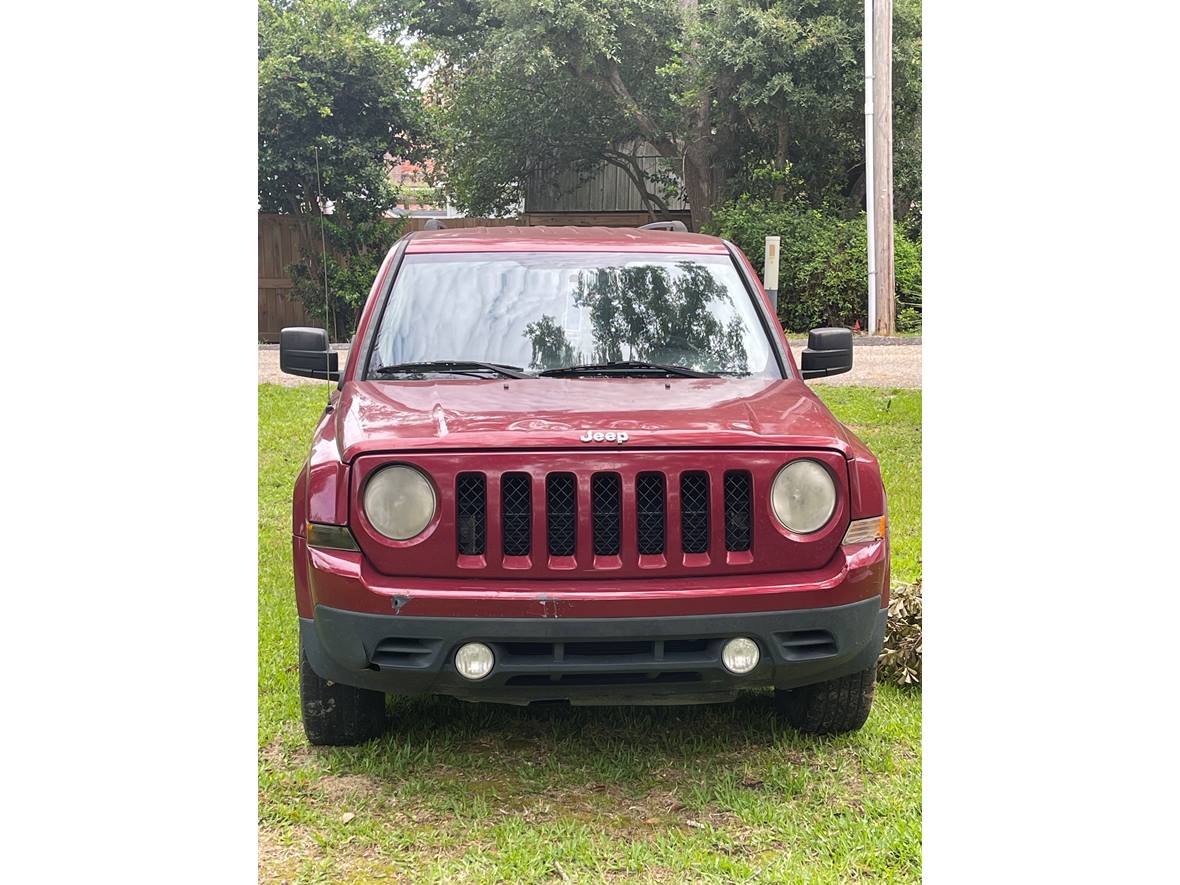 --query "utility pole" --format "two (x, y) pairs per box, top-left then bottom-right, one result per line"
(864, 0), (876, 334)
(872, 0), (895, 334)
